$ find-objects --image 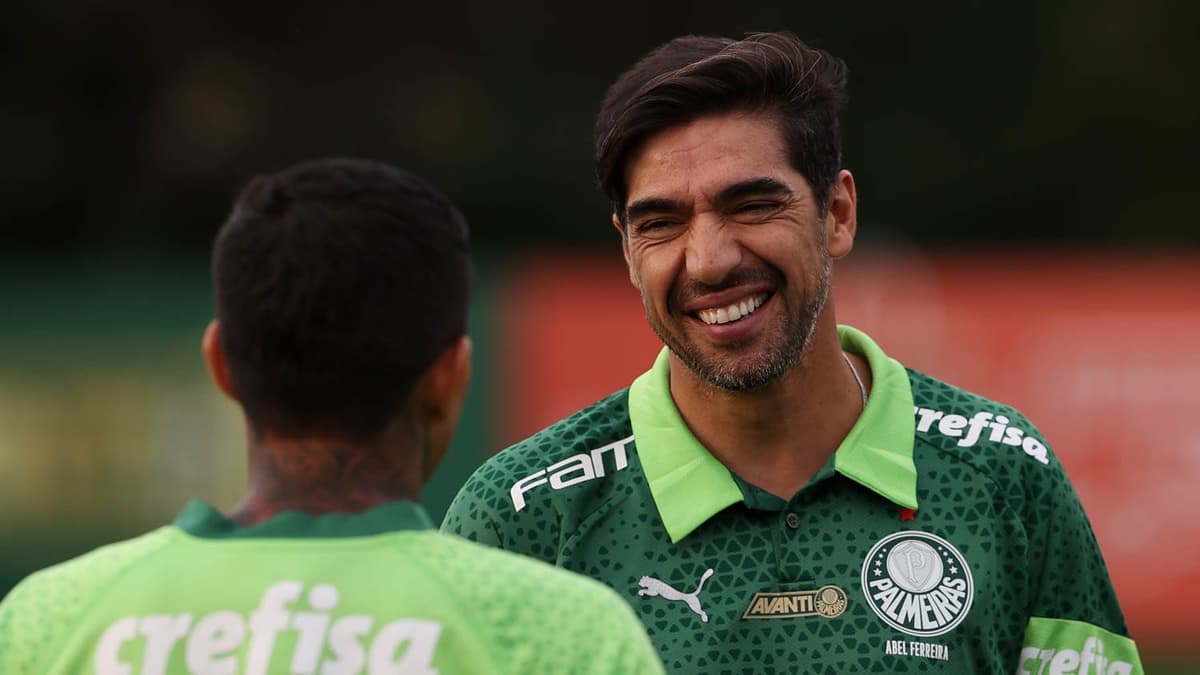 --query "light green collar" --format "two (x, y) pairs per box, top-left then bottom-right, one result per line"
(629, 325), (918, 543)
